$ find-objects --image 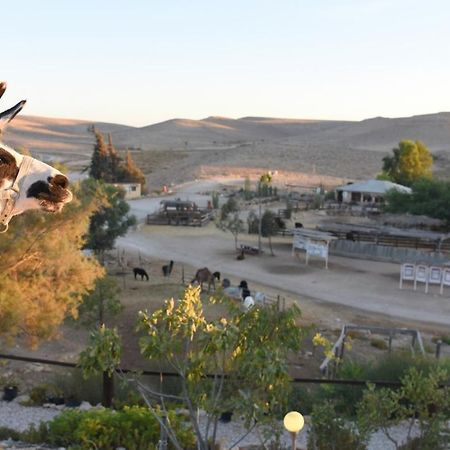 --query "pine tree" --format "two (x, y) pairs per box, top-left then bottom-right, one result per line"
(122, 150), (146, 189)
(0, 179), (105, 348)
(89, 131), (110, 181)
